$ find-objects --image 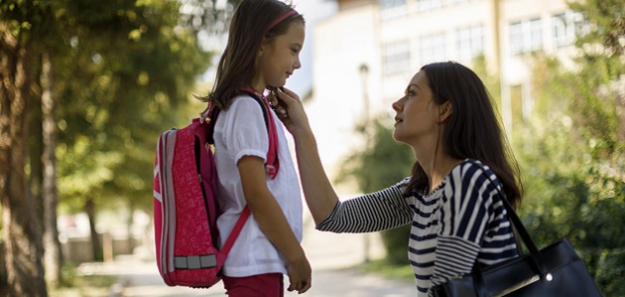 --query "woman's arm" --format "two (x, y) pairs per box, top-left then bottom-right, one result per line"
(274, 88), (412, 230)
(273, 88), (341, 225)
(291, 128), (342, 225)
(237, 155), (311, 293)
(317, 186), (412, 233)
